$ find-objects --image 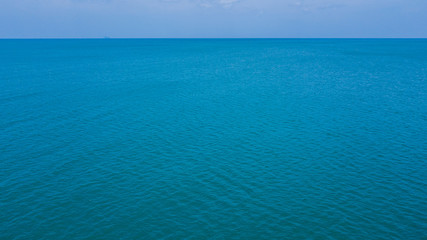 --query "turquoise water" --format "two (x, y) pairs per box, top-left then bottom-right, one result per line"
(1, 39), (426, 239)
